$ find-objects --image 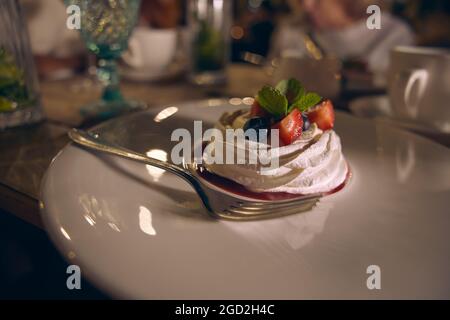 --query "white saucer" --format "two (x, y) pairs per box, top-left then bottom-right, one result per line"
(40, 99), (450, 299)
(120, 62), (185, 82)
